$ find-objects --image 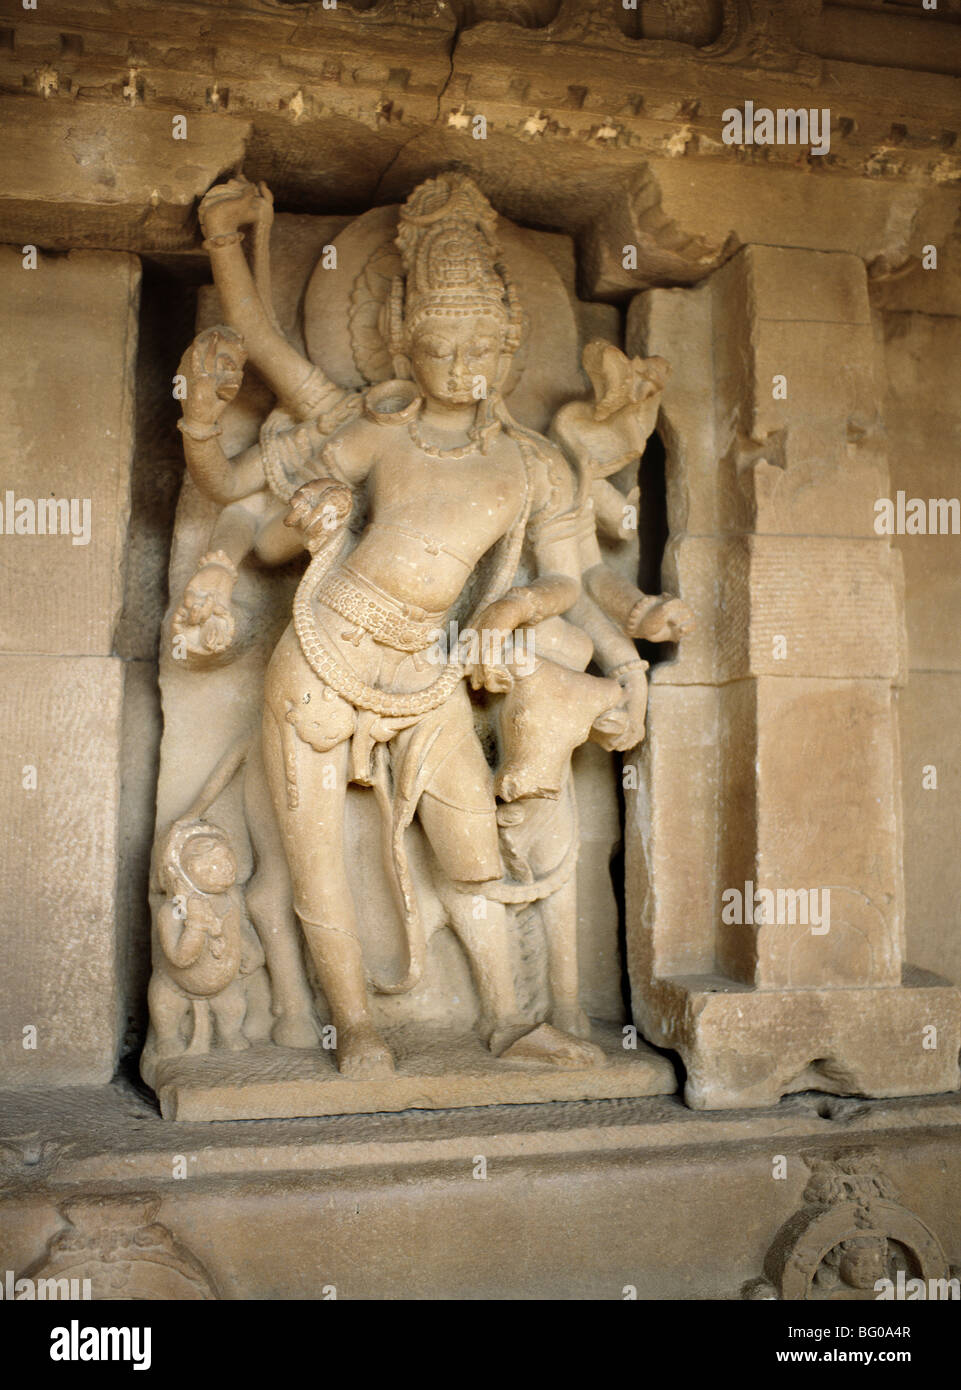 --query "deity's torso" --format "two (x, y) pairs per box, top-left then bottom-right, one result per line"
(322, 405), (538, 617)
